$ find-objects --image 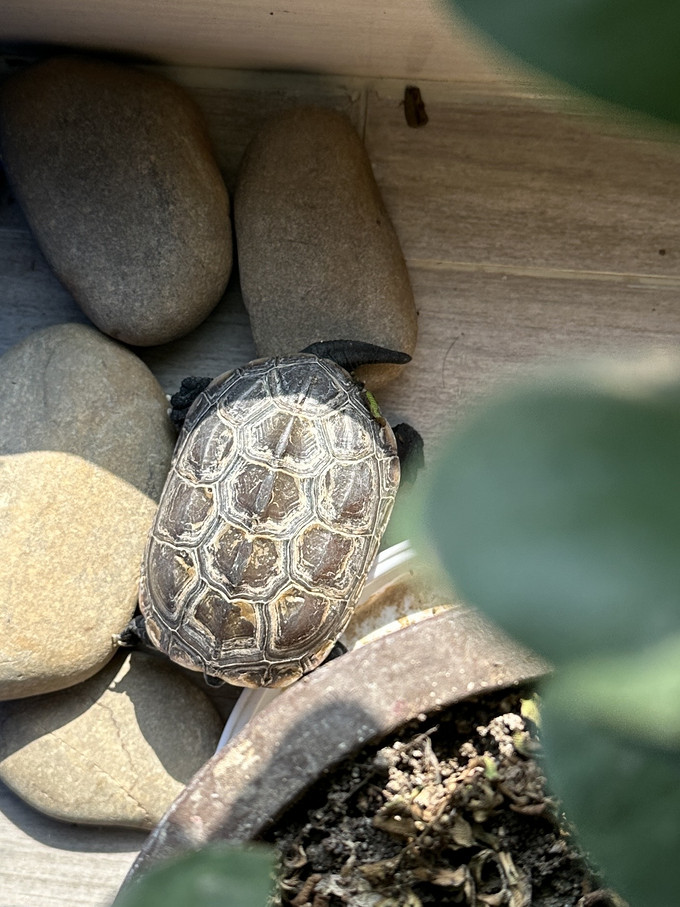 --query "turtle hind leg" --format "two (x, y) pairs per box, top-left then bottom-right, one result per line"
(169, 376), (212, 429)
(114, 612), (157, 654)
(393, 422), (425, 484)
